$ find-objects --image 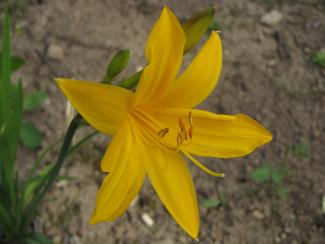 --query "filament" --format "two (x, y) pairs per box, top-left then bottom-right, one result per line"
(182, 150), (225, 177)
